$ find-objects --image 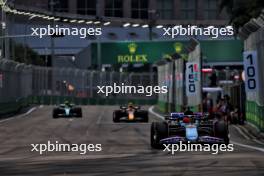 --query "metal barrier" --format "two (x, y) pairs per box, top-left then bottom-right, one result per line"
(0, 59), (32, 115)
(157, 39), (201, 113)
(0, 59), (157, 115)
